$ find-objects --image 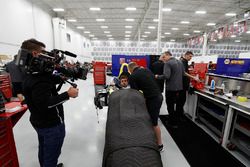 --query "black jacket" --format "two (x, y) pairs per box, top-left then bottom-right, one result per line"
(181, 58), (190, 91)
(151, 60), (164, 92)
(23, 74), (69, 128)
(129, 67), (161, 99)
